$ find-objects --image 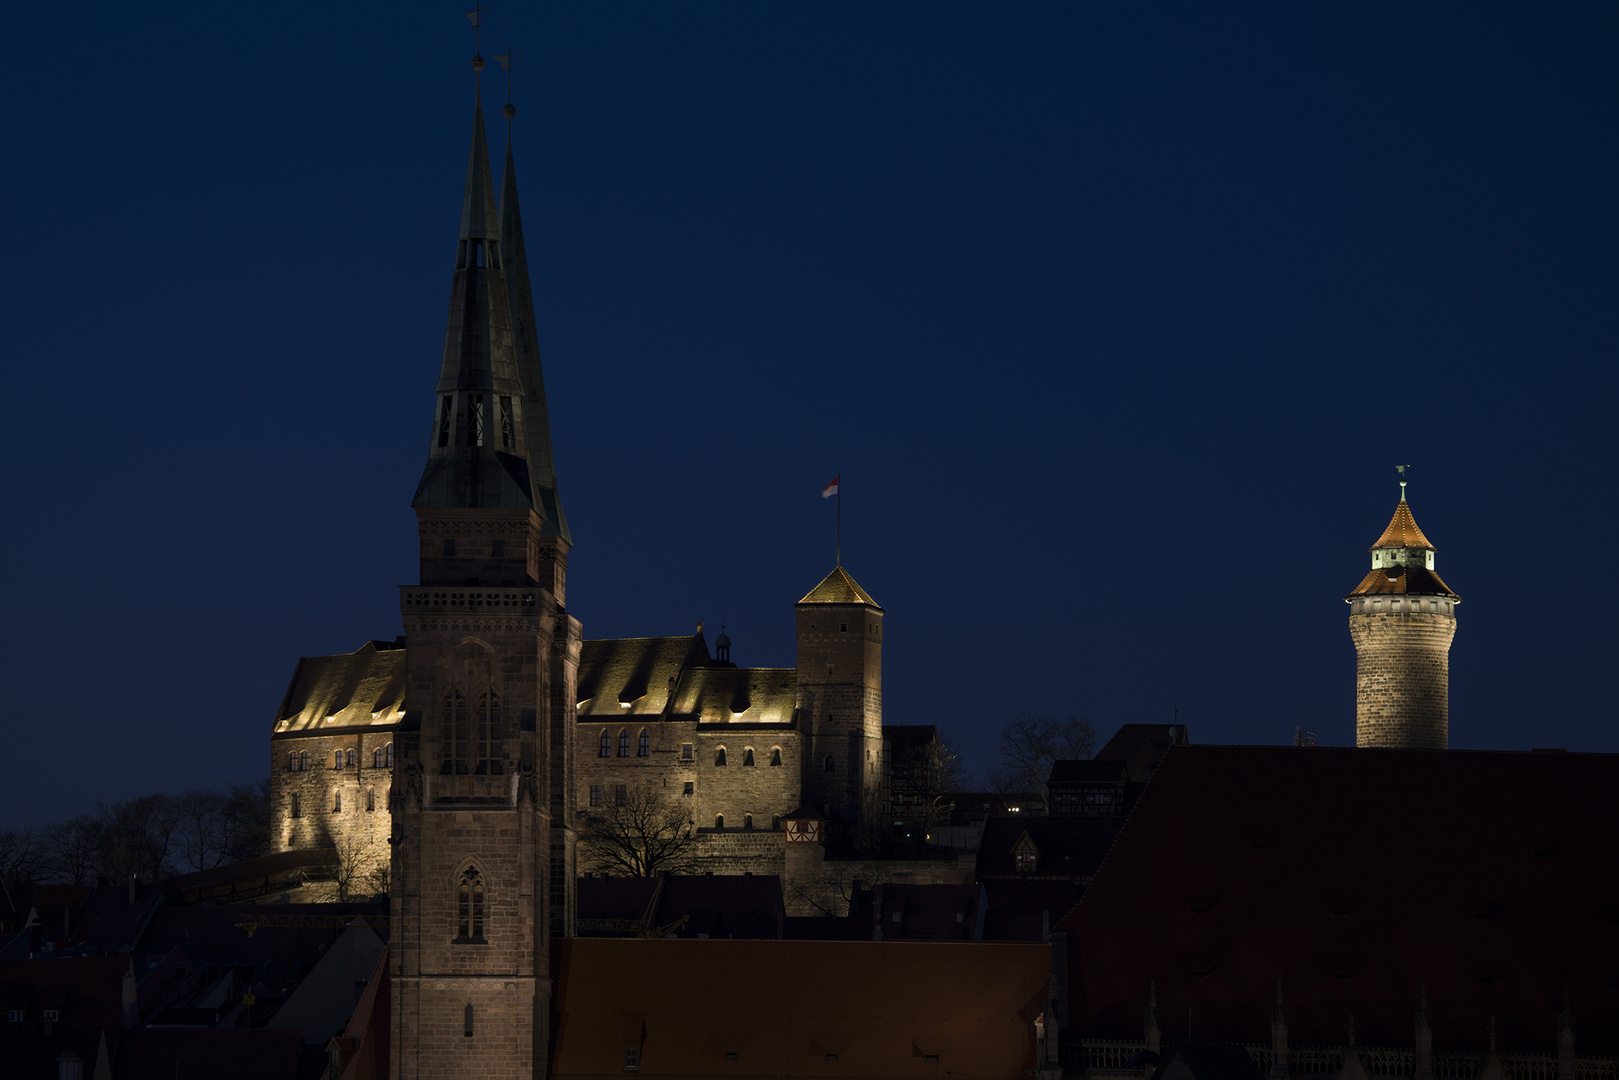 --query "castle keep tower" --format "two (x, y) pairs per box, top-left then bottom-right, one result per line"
(390, 73), (578, 1078)
(1345, 485), (1459, 749)
(796, 567), (884, 826)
